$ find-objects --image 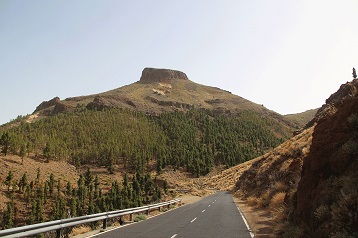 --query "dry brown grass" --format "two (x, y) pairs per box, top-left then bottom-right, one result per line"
(273, 181), (289, 191)
(269, 192), (286, 209)
(69, 226), (92, 237)
(232, 127), (314, 237)
(247, 196), (258, 207)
